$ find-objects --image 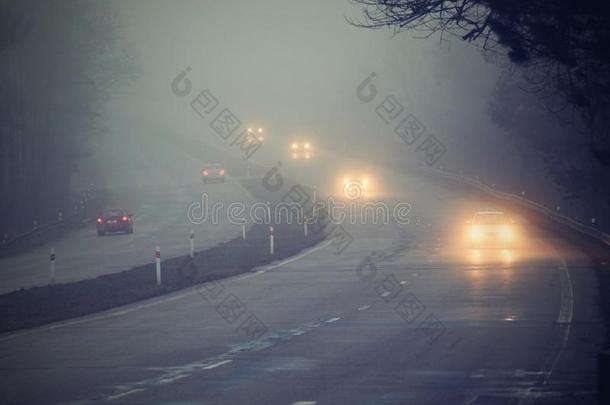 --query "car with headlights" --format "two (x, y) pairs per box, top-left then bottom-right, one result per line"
(467, 211), (515, 248)
(289, 140), (313, 160)
(96, 209), (134, 236)
(341, 175), (371, 200)
(201, 163), (226, 183)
